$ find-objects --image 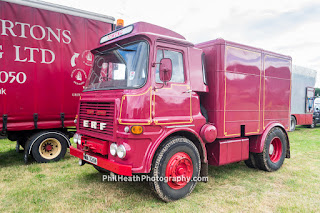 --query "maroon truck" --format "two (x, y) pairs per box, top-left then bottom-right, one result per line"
(70, 22), (291, 201)
(0, 0), (114, 163)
